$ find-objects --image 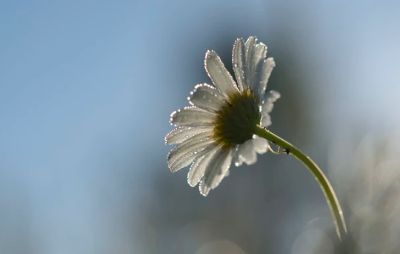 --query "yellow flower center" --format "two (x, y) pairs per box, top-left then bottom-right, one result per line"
(213, 88), (261, 147)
